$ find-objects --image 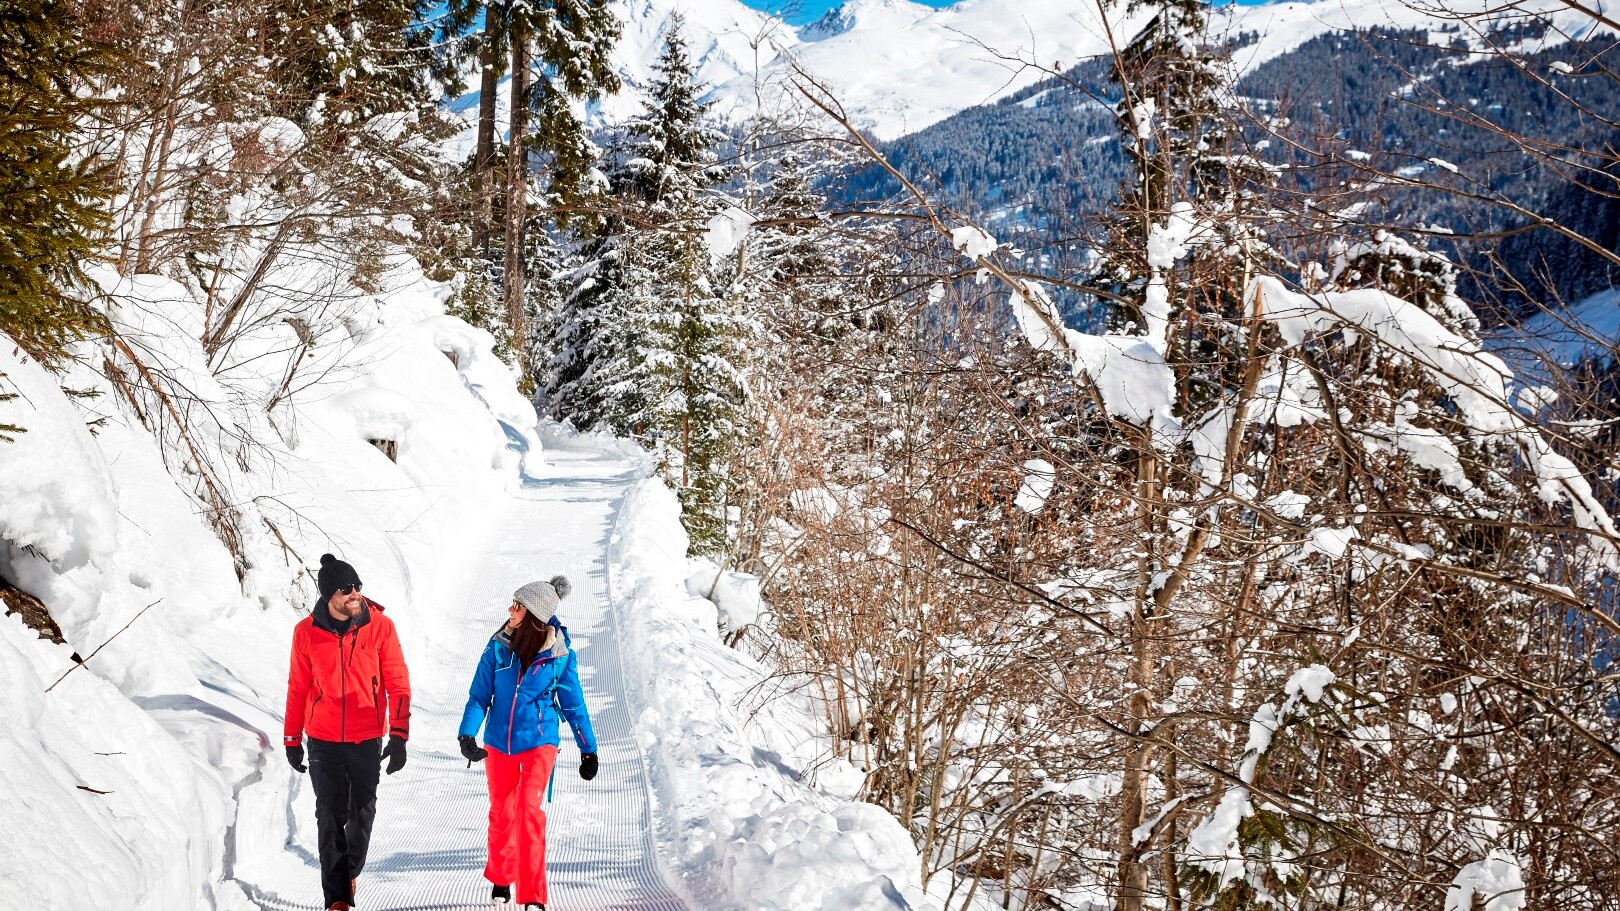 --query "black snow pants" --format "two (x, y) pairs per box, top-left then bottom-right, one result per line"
(308, 737), (383, 907)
